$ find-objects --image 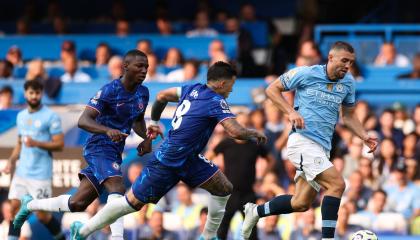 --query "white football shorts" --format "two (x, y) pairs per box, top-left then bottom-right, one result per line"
(8, 174), (52, 200)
